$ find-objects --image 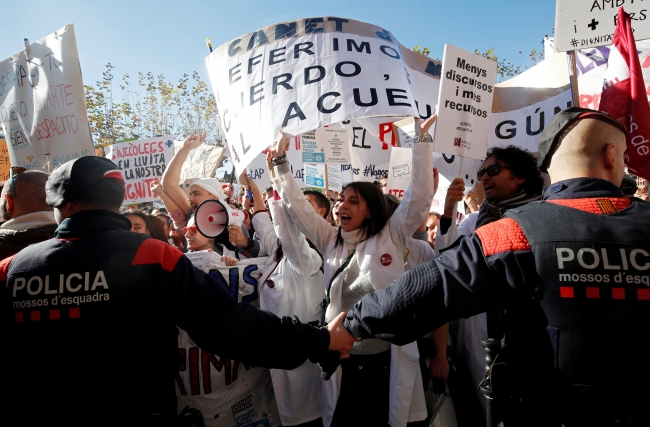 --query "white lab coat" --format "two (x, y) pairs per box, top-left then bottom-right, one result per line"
(273, 142), (433, 427)
(252, 202), (325, 426)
